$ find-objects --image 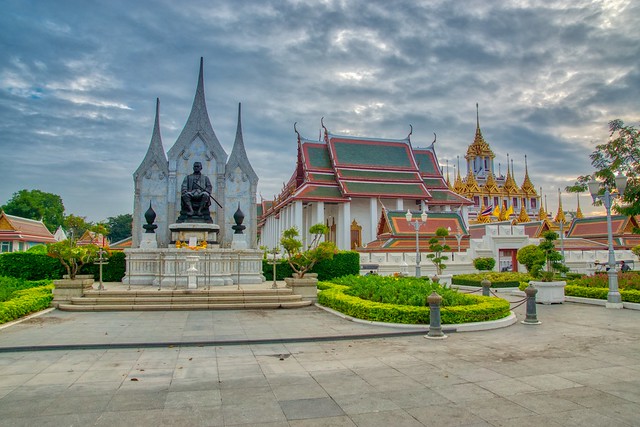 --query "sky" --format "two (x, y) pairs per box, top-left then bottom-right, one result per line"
(1, 0), (638, 223)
